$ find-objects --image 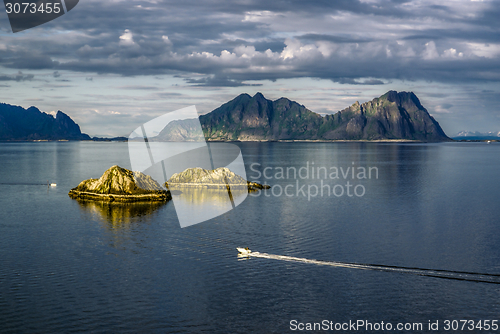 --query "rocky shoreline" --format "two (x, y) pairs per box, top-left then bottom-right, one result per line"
(204, 139), (431, 143)
(166, 181), (270, 191)
(68, 190), (170, 202)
